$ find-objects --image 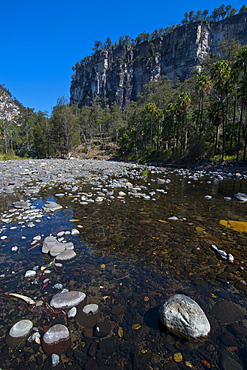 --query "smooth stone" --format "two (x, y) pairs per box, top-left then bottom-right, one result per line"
(71, 229), (80, 235)
(49, 244), (66, 257)
(76, 304), (100, 327)
(50, 291), (86, 309)
(25, 270), (37, 278)
(55, 249), (76, 261)
(211, 300), (246, 323)
(159, 294), (210, 340)
(83, 328), (93, 339)
(94, 321), (111, 338)
(6, 319), (33, 348)
(42, 236), (59, 253)
(67, 307), (77, 318)
(82, 304), (99, 314)
(99, 337), (115, 357)
(220, 352), (243, 370)
(51, 354), (60, 367)
(228, 323), (247, 338)
(42, 324), (71, 355)
(168, 216), (179, 221)
(9, 319), (33, 338)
